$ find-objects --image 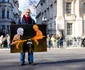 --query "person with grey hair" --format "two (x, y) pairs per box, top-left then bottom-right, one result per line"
(18, 8), (35, 66)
